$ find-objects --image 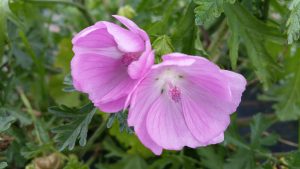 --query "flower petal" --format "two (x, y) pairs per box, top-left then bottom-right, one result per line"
(100, 22), (145, 53)
(146, 95), (202, 150)
(135, 120), (163, 155)
(162, 53), (222, 75)
(112, 15), (149, 40)
(127, 70), (163, 154)
(71, 53), (130, 112)
(209, 133), (224, 144)
(221, 70), (247, 113)
(95, 96), (127, 113)
(128, 69), (161, 127)
(181, 83), (231, 144)
(72, 23), (116, 48)
(127, 42), (154, 79)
